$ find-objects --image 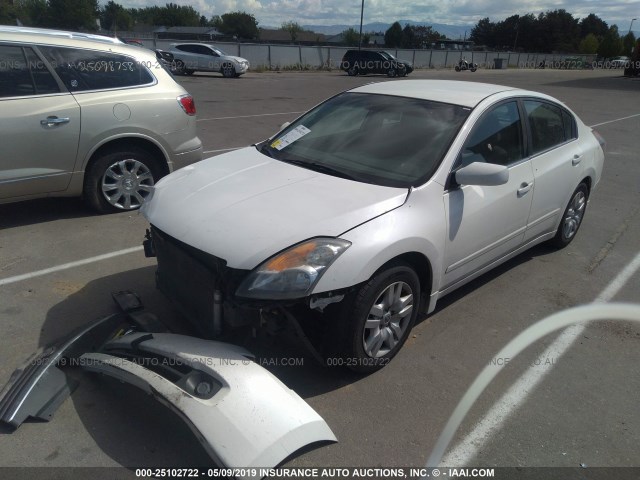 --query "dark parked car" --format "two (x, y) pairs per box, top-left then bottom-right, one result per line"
(341, 50), (413, 77)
